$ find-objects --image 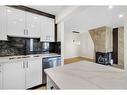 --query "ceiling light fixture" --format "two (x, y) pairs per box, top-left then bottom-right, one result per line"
(108, 5), (113, 9)
(7, 10), (11, 12)
(119, 14), (124, 18)
(34, 17), (38, 19)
